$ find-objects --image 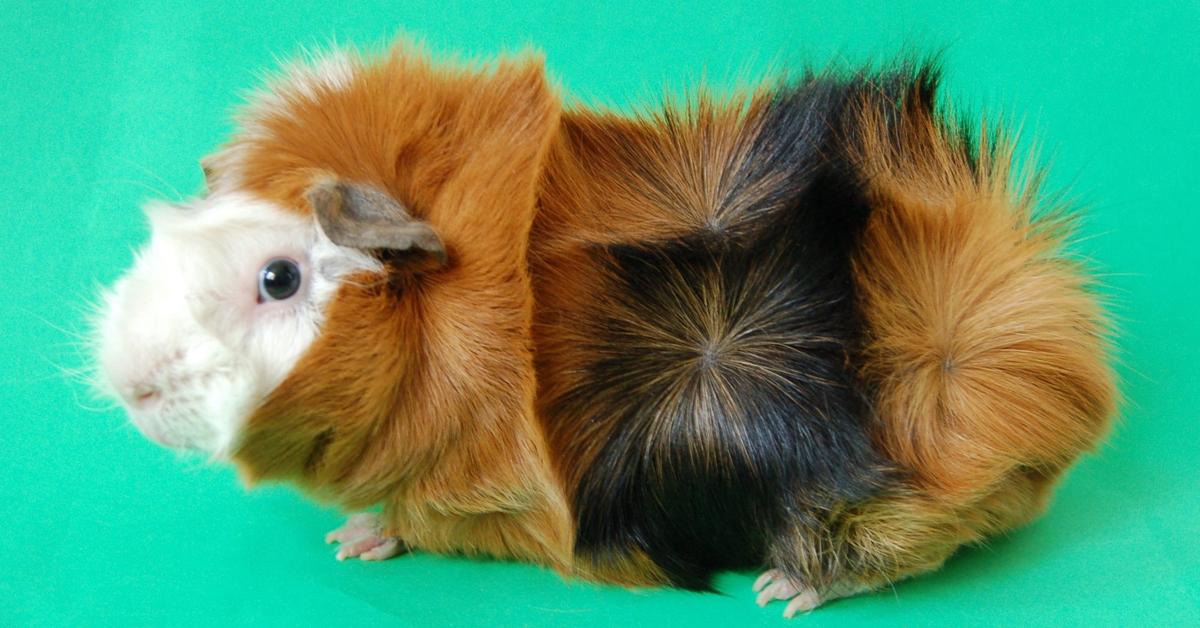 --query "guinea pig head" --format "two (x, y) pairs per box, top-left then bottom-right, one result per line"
(95, 189), (387, 454)
(95, 45), (562, 512)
